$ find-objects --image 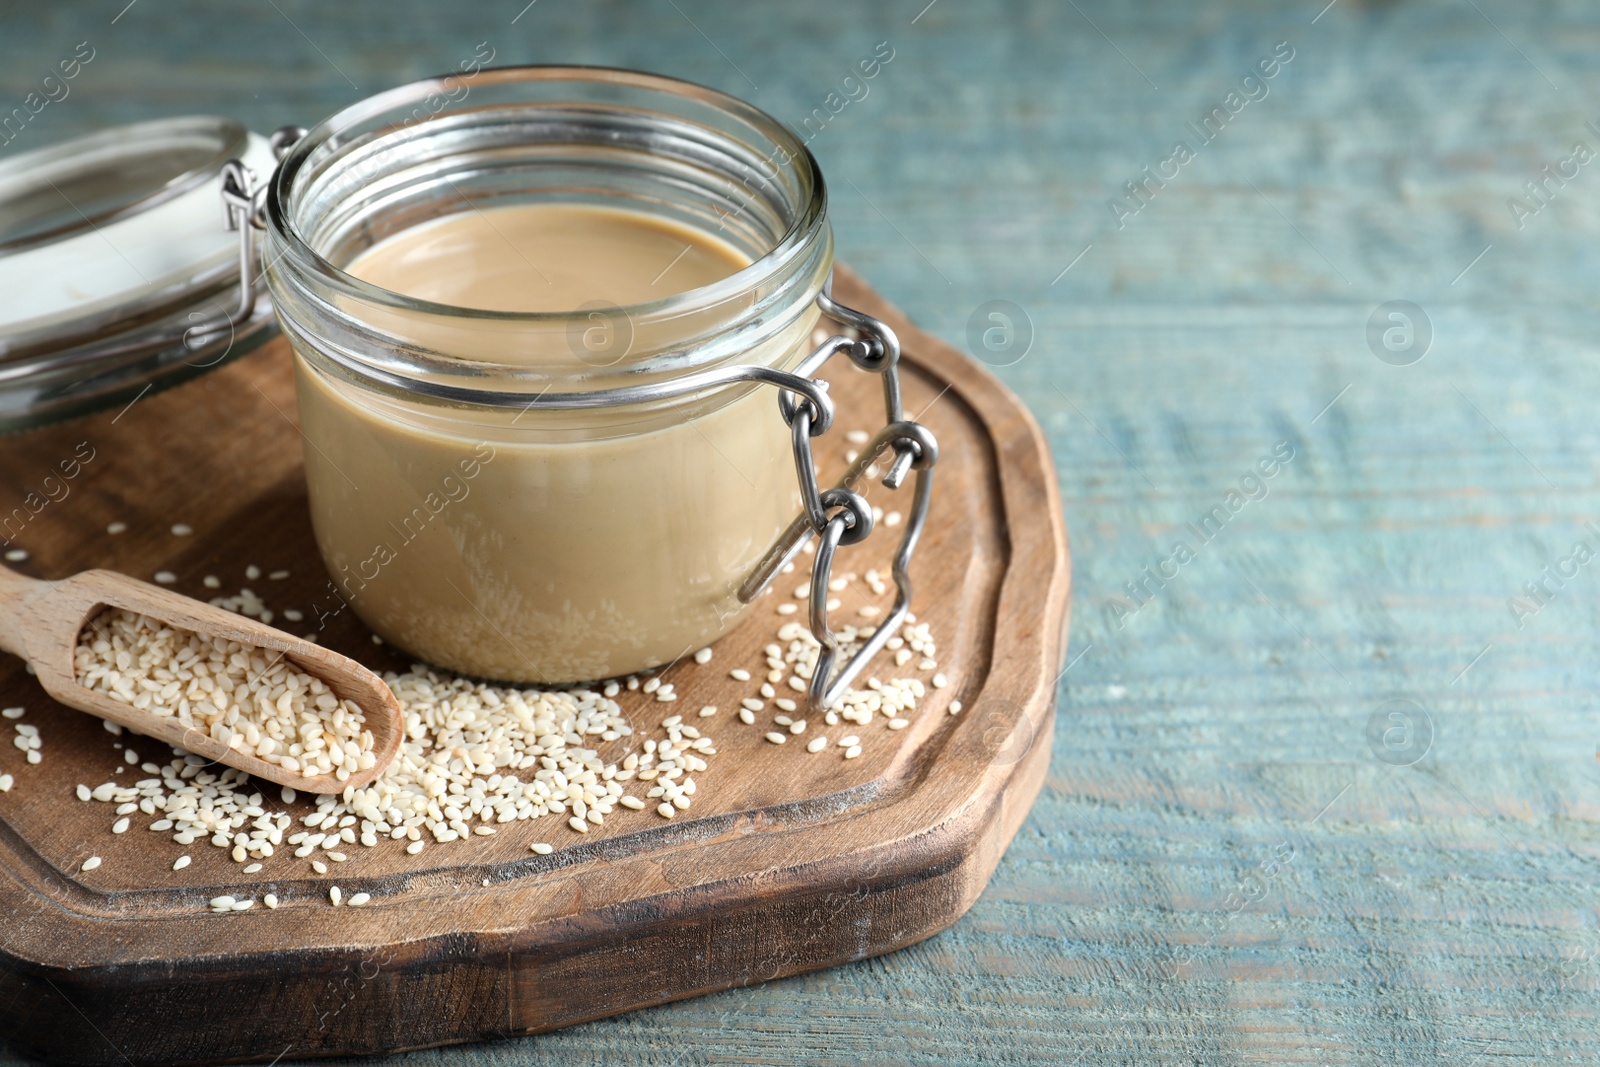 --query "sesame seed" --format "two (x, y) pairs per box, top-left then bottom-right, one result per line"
(4, 549), (27, 562)
(153, 571), (177, 585)
(620, 796), (645, 810)
(269, 570), (290, 580)
(738, 708), (755, 724)
(171, 524), (193, 536)
(209, 895), (235, 910)
(81, 856), (102, 871)
(807, 737), (828, 753)
(846, 429), (870, 445)
(112, 817), (130, 833)
(530, 842), (553, 854)
(788, 720), (806, 735)
(1, 708), (21, 719)
(312, 860), (328, 874)
(888, 718), (909, 730)
(844, 745), (862, 759)
(347, 892), (370, 907)
(107, 522), (127, 535)
(568, 816), (588, 833)
(656, 802), (675, 818)
(698, 705), (717, 718)
(263, 894), (278, 909)
(243, 863), (263, 874)
(0, 775), (11, 792)
(884, 511), (902, 527)
(231, 899), (254, 911)
(283, 609), (303, 622)
(949, 700), (963, 715)
(202, 575), (221, 589)
(777, 603), (798, 615)
(76, 784), (90, 801)
(742, 698), (764, 712)
(840, 735), (860, 747)
(730, 669), (751, 681)
(173, 855), (191, 870)
(694, 647), (714, 664)
(329, 886), (342, 906)
(764, 732), (787, 745)
(245, 565), (261, 580)
(406, 840), (425, 855)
